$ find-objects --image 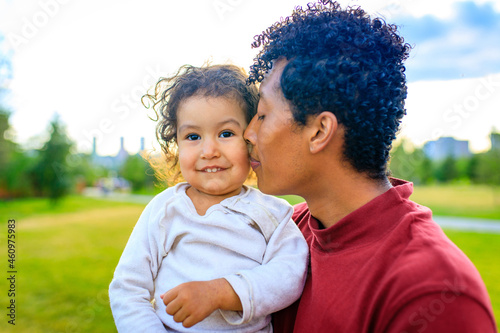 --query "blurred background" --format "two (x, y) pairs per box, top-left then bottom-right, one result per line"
(0, 0), (499, 332)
